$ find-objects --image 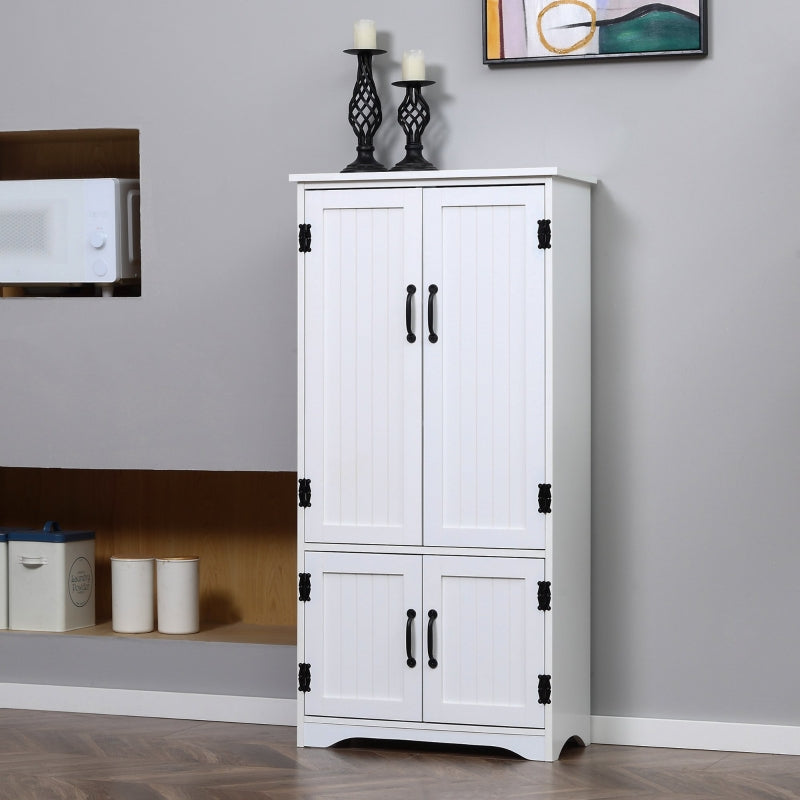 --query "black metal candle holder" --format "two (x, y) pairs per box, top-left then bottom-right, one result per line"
(342, 48), (387, 172)
(391, 80), (437, 171)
